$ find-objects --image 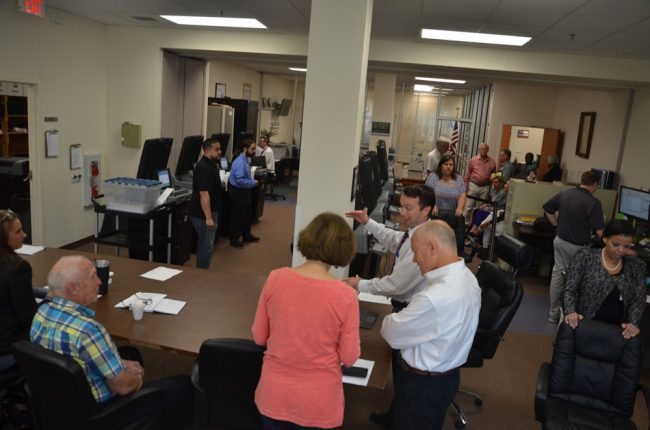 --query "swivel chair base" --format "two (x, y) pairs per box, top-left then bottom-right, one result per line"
(451, 389), (484, 428)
